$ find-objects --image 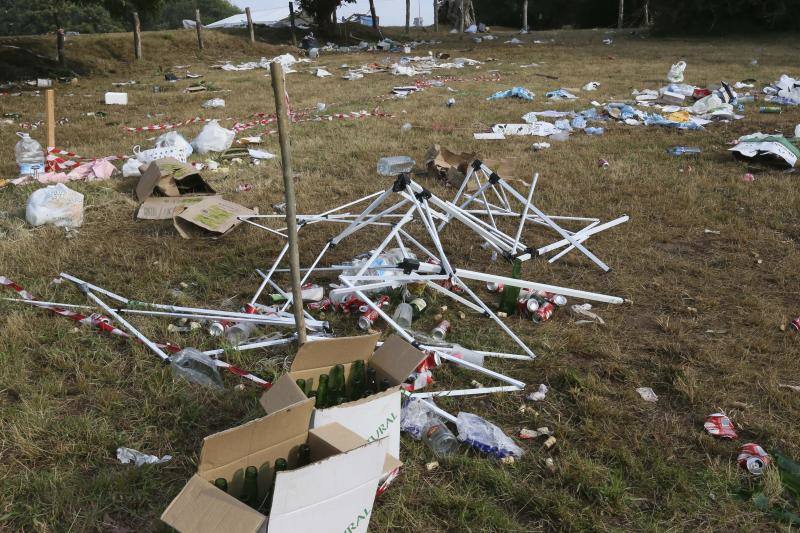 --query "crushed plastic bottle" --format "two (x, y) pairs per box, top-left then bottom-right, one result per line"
(666, 146), (701, 156)
(377, 156), (415, 176)
(170, 347), (224, 389)
(392, 302), (413, 328)
(455, 412), (524, 459)
(15, 132), (45, 177)
(224, 321), (256, 346)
